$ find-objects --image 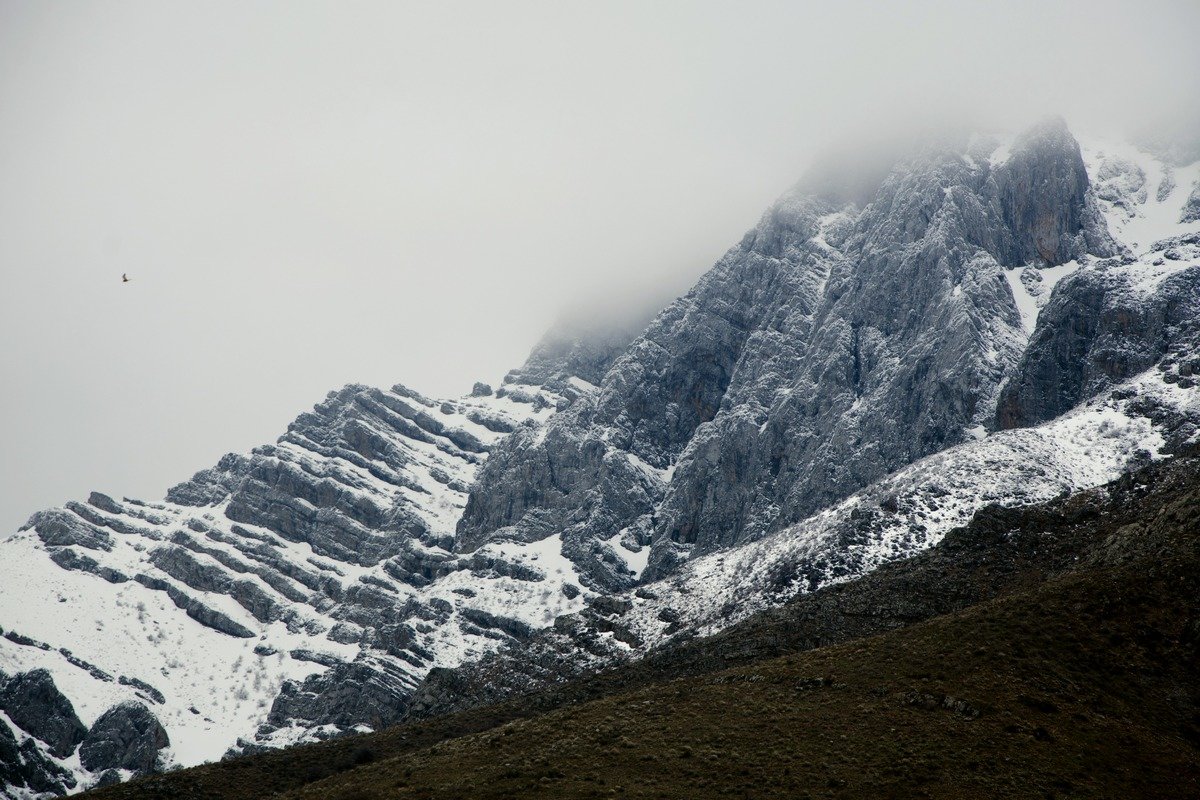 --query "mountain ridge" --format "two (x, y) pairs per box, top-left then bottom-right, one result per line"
(84, 449), (1200, 799)
(3, 118), (1200, 796)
